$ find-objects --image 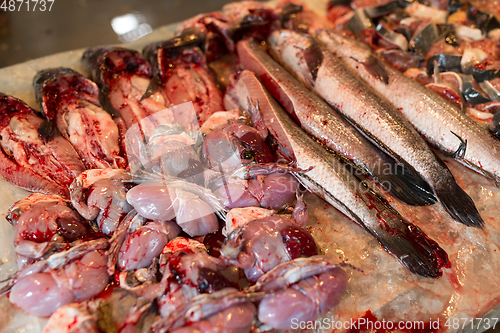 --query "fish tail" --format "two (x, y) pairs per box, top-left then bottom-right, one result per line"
(360, 192), (448, 277)
(377, 223), (448, 278)
(373, 161), (437, 206)
(435, 180), (484, 228)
